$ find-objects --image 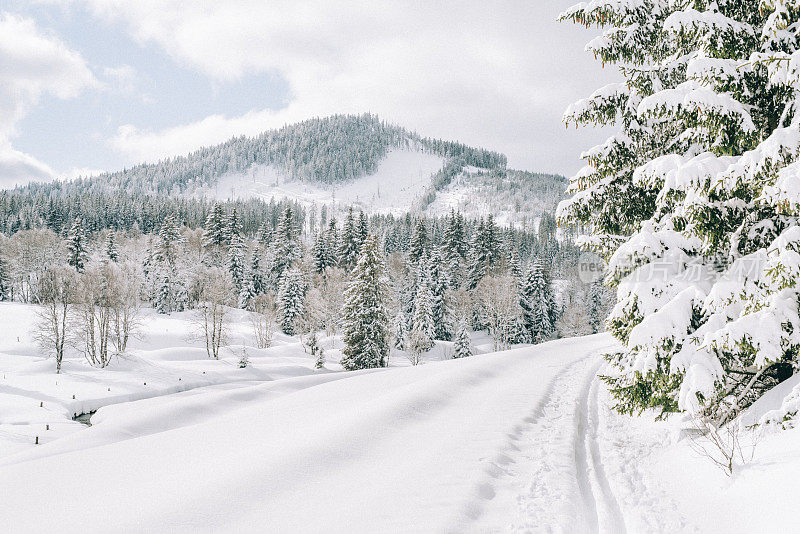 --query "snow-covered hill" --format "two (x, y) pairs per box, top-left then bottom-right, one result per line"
(193, 150), (566, 223)
(6, 114), (565, 227)
(197, 149), (447, 216)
